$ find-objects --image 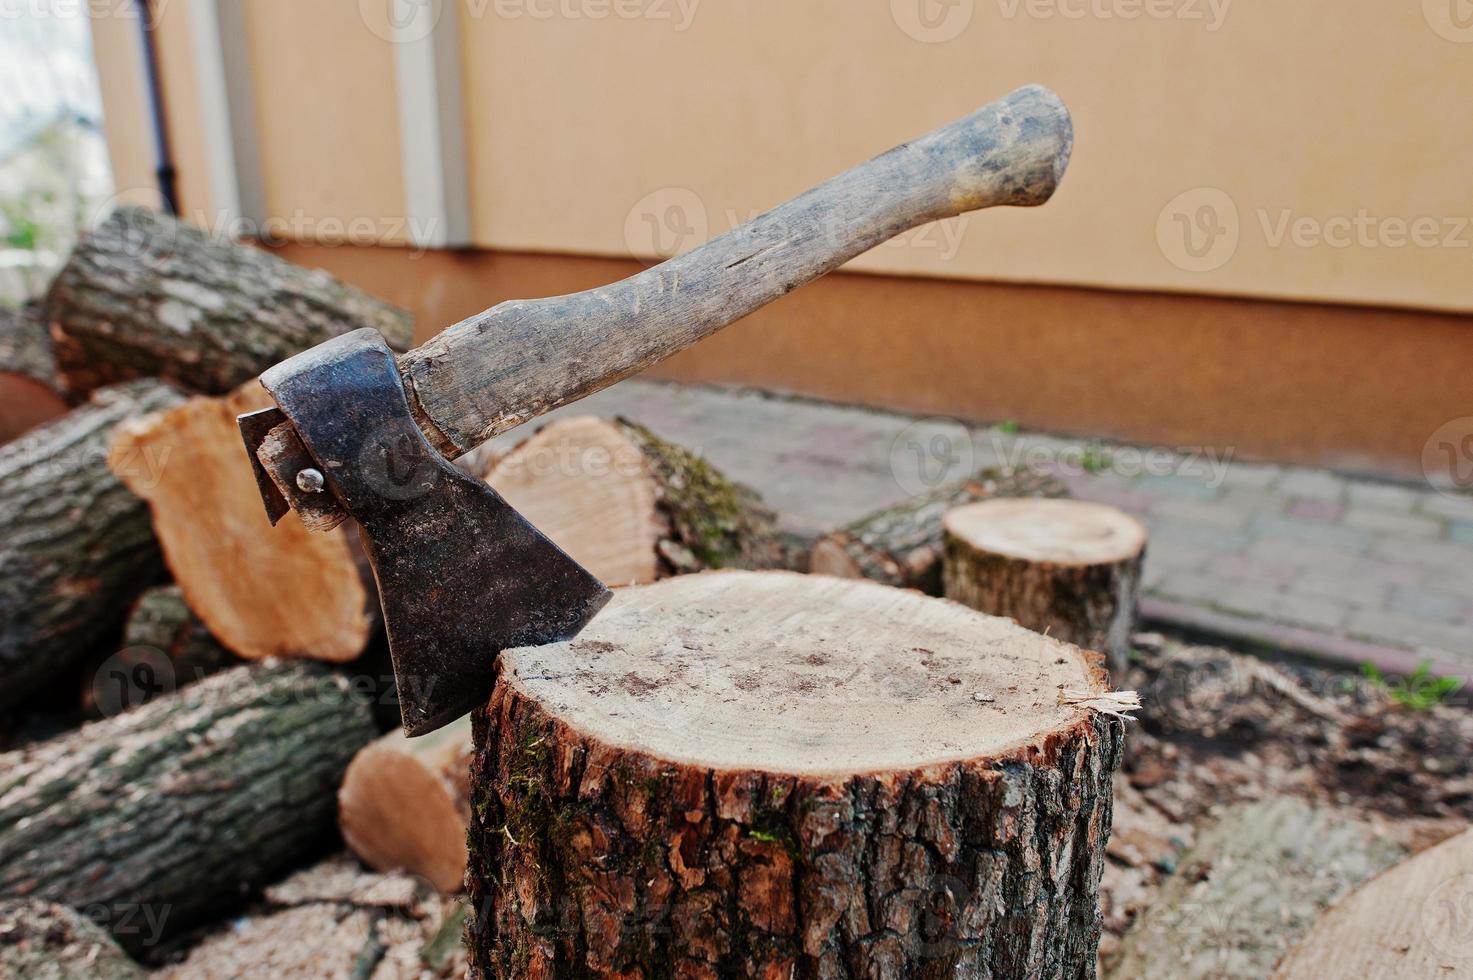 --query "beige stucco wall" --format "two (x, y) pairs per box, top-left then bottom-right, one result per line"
(91, 0), (1473, 314)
